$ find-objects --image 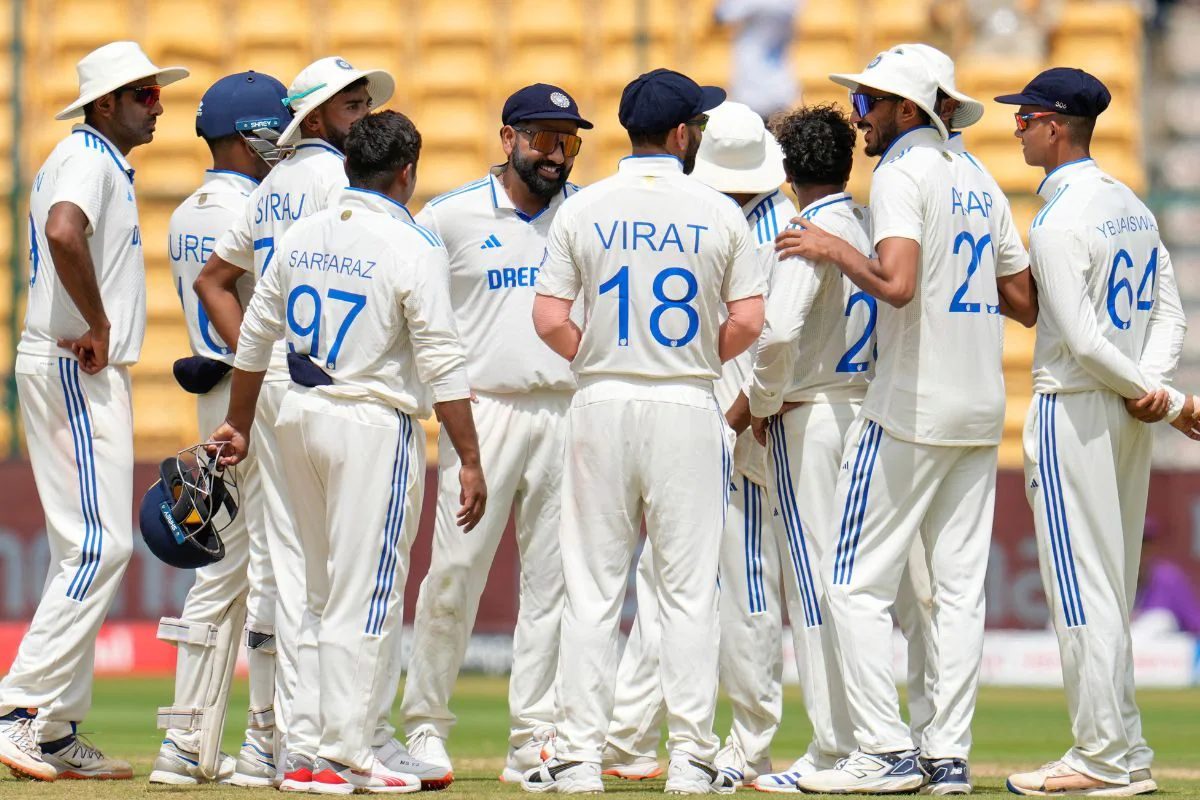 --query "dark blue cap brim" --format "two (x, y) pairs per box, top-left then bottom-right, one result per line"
(699, 86), (727, 113)
(508, 110), (594, 129)
(994, 92), (1042, 106)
